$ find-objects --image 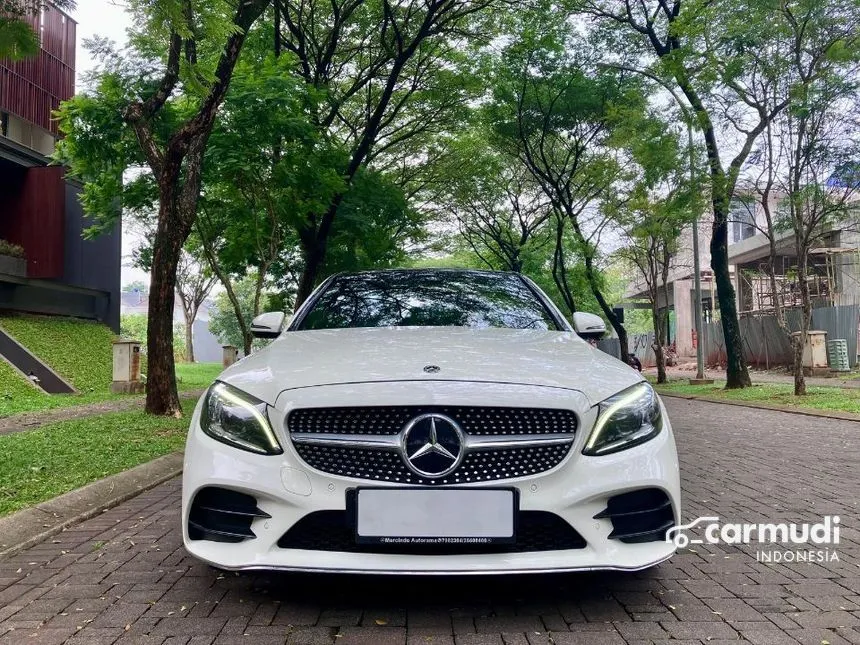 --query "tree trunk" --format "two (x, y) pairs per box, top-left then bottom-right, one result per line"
(710, 206), (751, 389)
(551, 216), (576, 316)
(794, 254), (811, 396)
(146, 199), (187, 416)
(652, 304), (666, 384)
(295, 233), (328, 309)
(583, 254), (629, 364)
(184, 311), (195, 363)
